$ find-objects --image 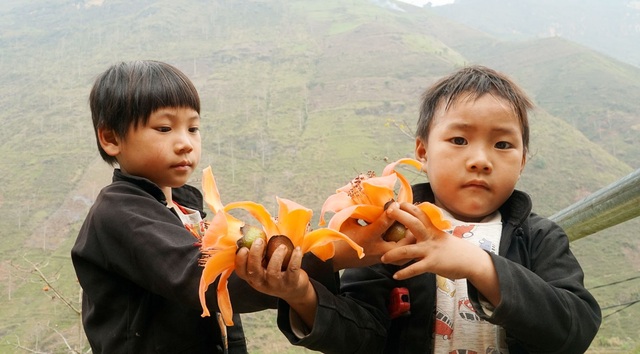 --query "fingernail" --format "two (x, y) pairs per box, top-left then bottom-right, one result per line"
(254, 238), (263, 246)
